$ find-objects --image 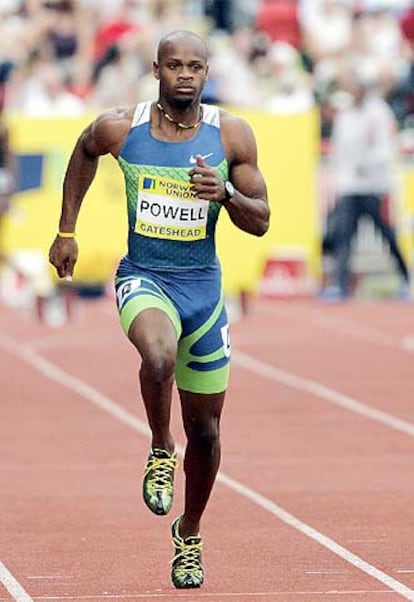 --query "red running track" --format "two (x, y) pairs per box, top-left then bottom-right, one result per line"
(1, 295), (414, 601)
